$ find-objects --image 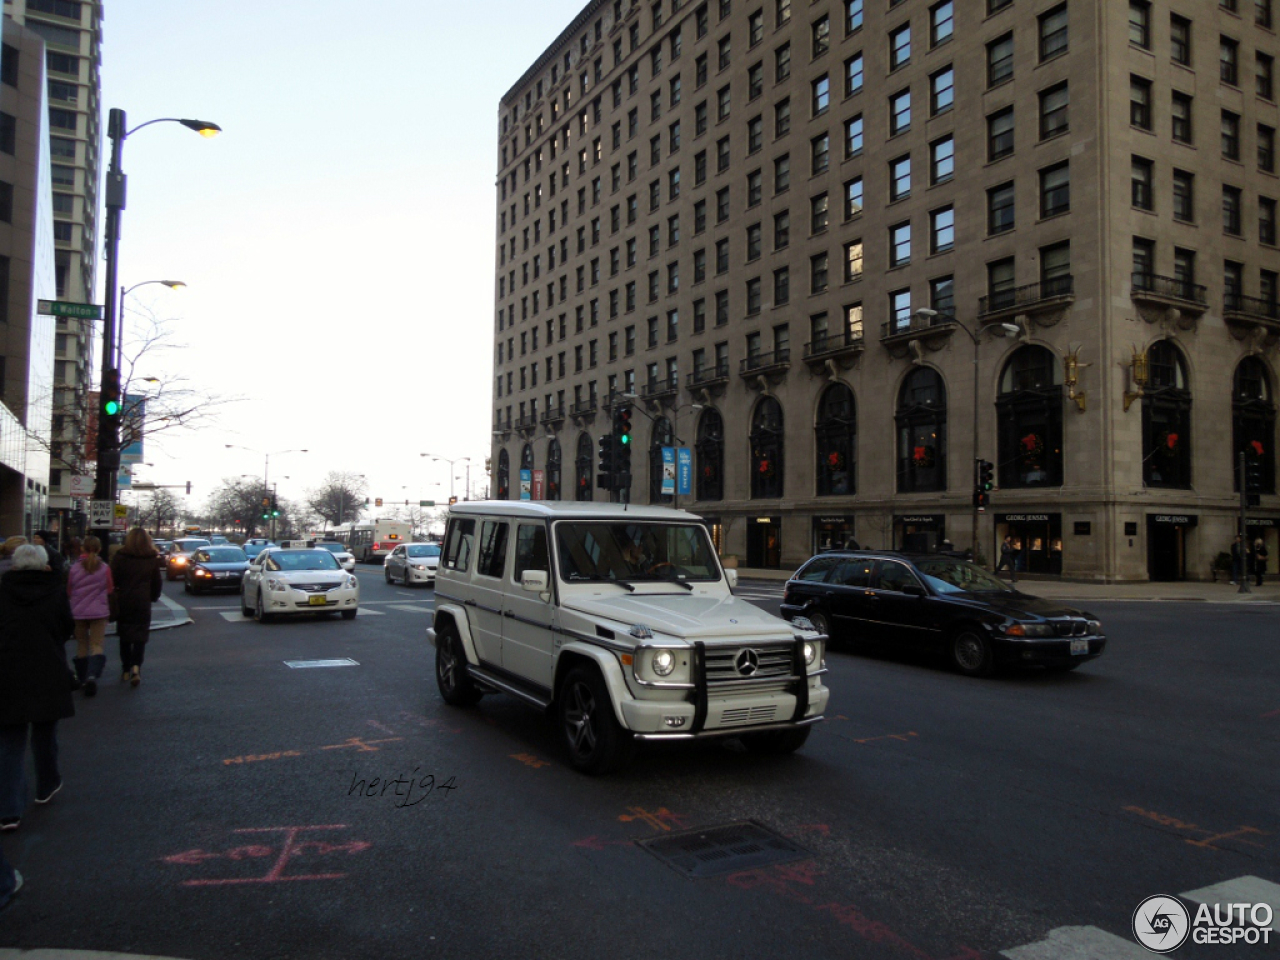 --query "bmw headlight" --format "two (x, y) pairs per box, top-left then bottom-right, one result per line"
(1086, 619), (1102, 635)
(1005, 622), (1054, 637)
(652, 649), (676, 676)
